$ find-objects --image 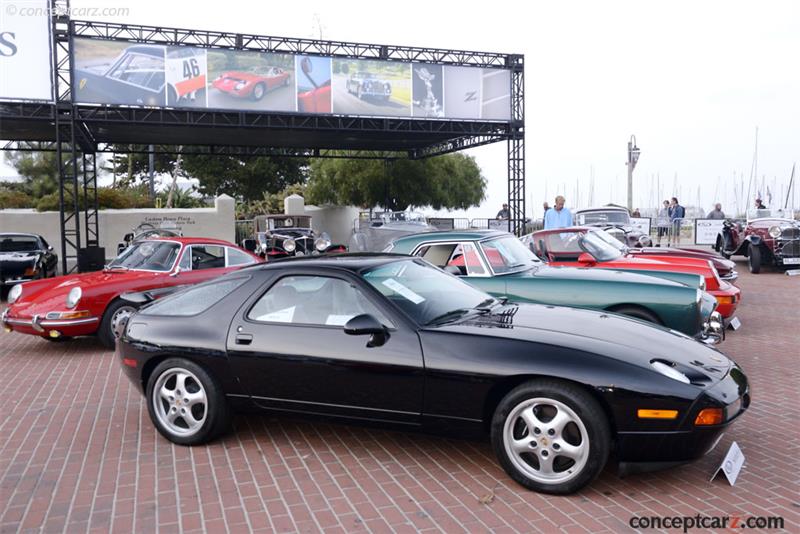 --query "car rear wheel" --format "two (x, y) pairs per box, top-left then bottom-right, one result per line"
(146, 358), (229, 445)
(491, 379), (610, 494)
(747, 244), (761, 274)
(98, 299), (138, 349)
(252, 83), (265, 101)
